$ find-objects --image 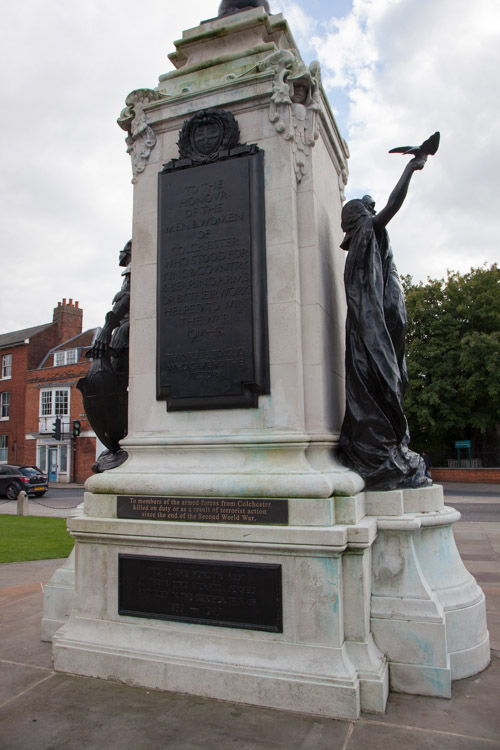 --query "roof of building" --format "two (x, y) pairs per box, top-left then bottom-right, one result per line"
(0, 323), (52, 350)
(37, 328), (98, 369)
(52, 329), (97, 351)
